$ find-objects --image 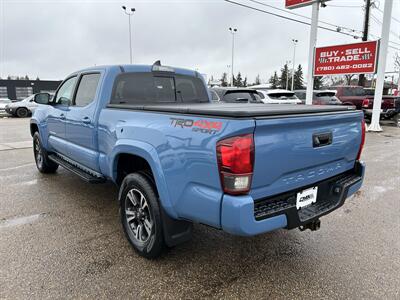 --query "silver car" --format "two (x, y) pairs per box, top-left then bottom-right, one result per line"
(5, 94), (39, 117)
